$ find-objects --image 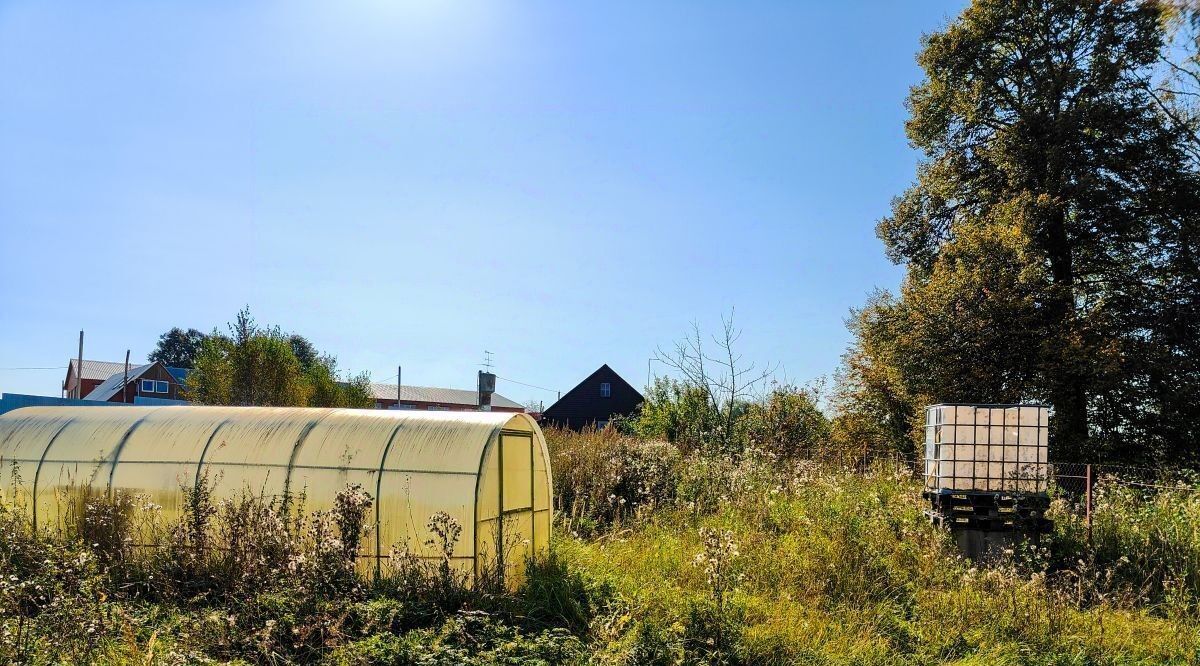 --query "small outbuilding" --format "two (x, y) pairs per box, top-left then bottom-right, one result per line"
(0, 406), (551, 587)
